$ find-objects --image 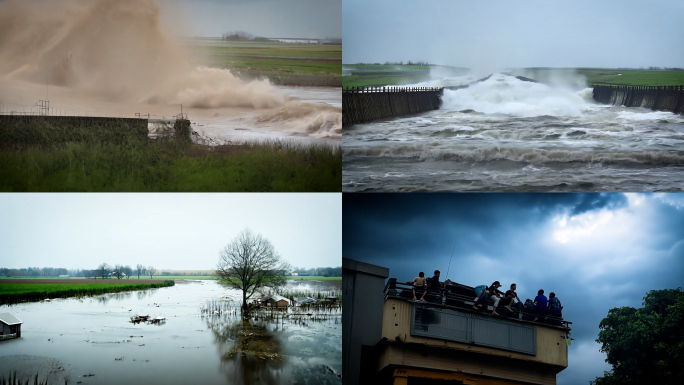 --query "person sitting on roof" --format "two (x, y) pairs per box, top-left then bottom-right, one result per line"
(503, 283), (526, 313)
(412, 271), (427, 301)
(534, 289), (548, 322)
(548, 292), (563, 318)
(473, 281), (503, 316)
(428, 270), (443, 289)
